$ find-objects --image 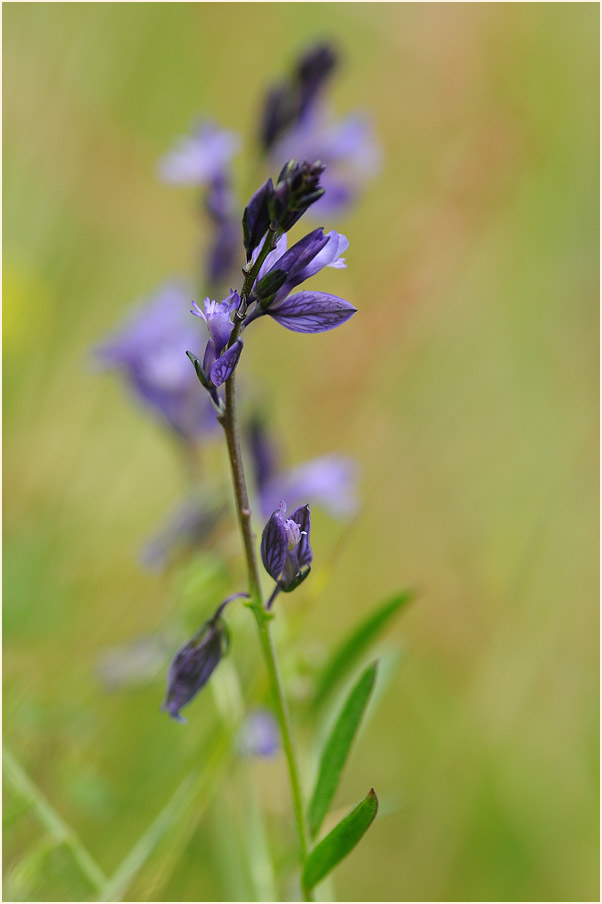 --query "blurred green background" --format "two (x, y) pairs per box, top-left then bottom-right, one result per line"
(3, 3), (599, 902)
